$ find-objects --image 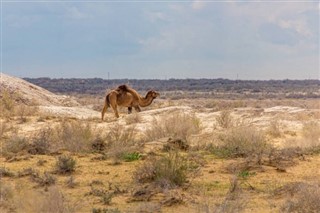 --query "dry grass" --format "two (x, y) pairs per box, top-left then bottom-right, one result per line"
(55, 120), (96, 153)
(105, 124), (140, 163)
(266, 120), (282, 138)
(211, 126), (269, 159)
(215, 110), (234, 129)
(144, 111), (201, 142)
(281, 182), (320, 213)
(134, 151), (199, 189)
